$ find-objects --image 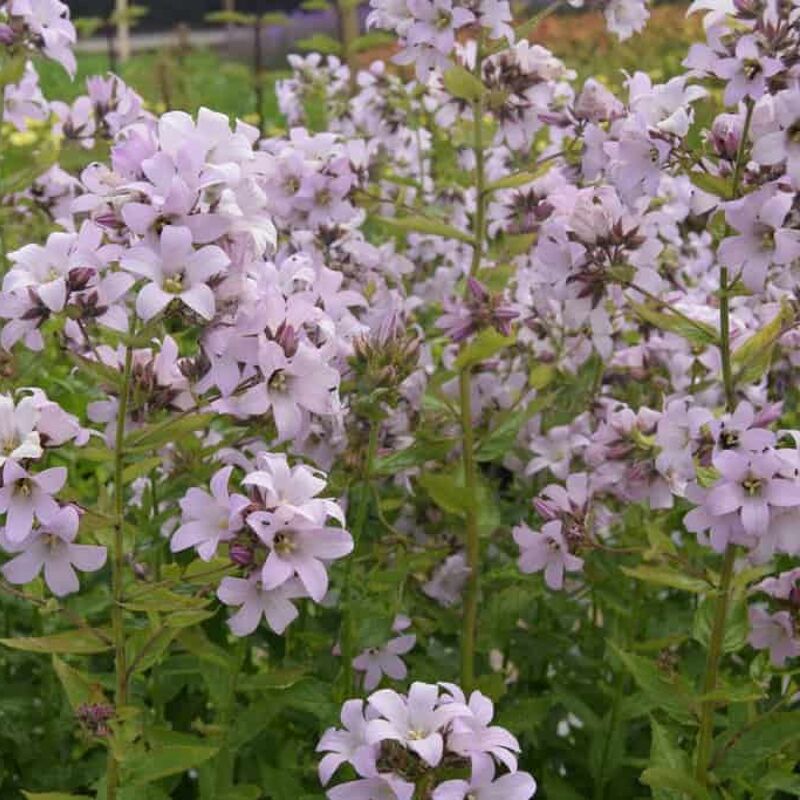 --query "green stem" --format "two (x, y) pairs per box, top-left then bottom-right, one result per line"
(106, 342), (134, 800)
(459, 46), (486, 690)
(694, 544), (736, 785)
(340, 422), (380, 697)
(693, 100), (753, 788)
